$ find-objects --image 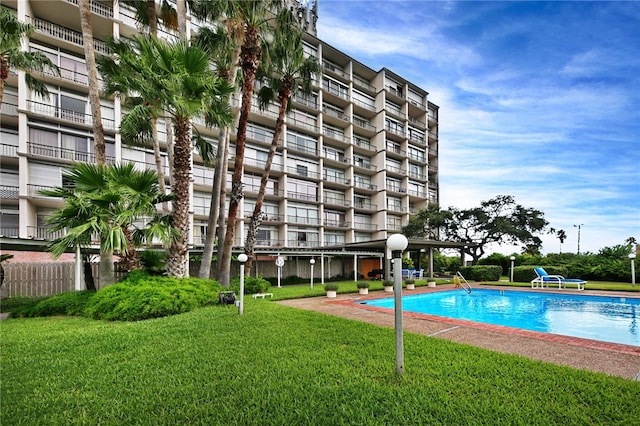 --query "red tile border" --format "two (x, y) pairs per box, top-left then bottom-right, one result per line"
(331, 286), (640, 356)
